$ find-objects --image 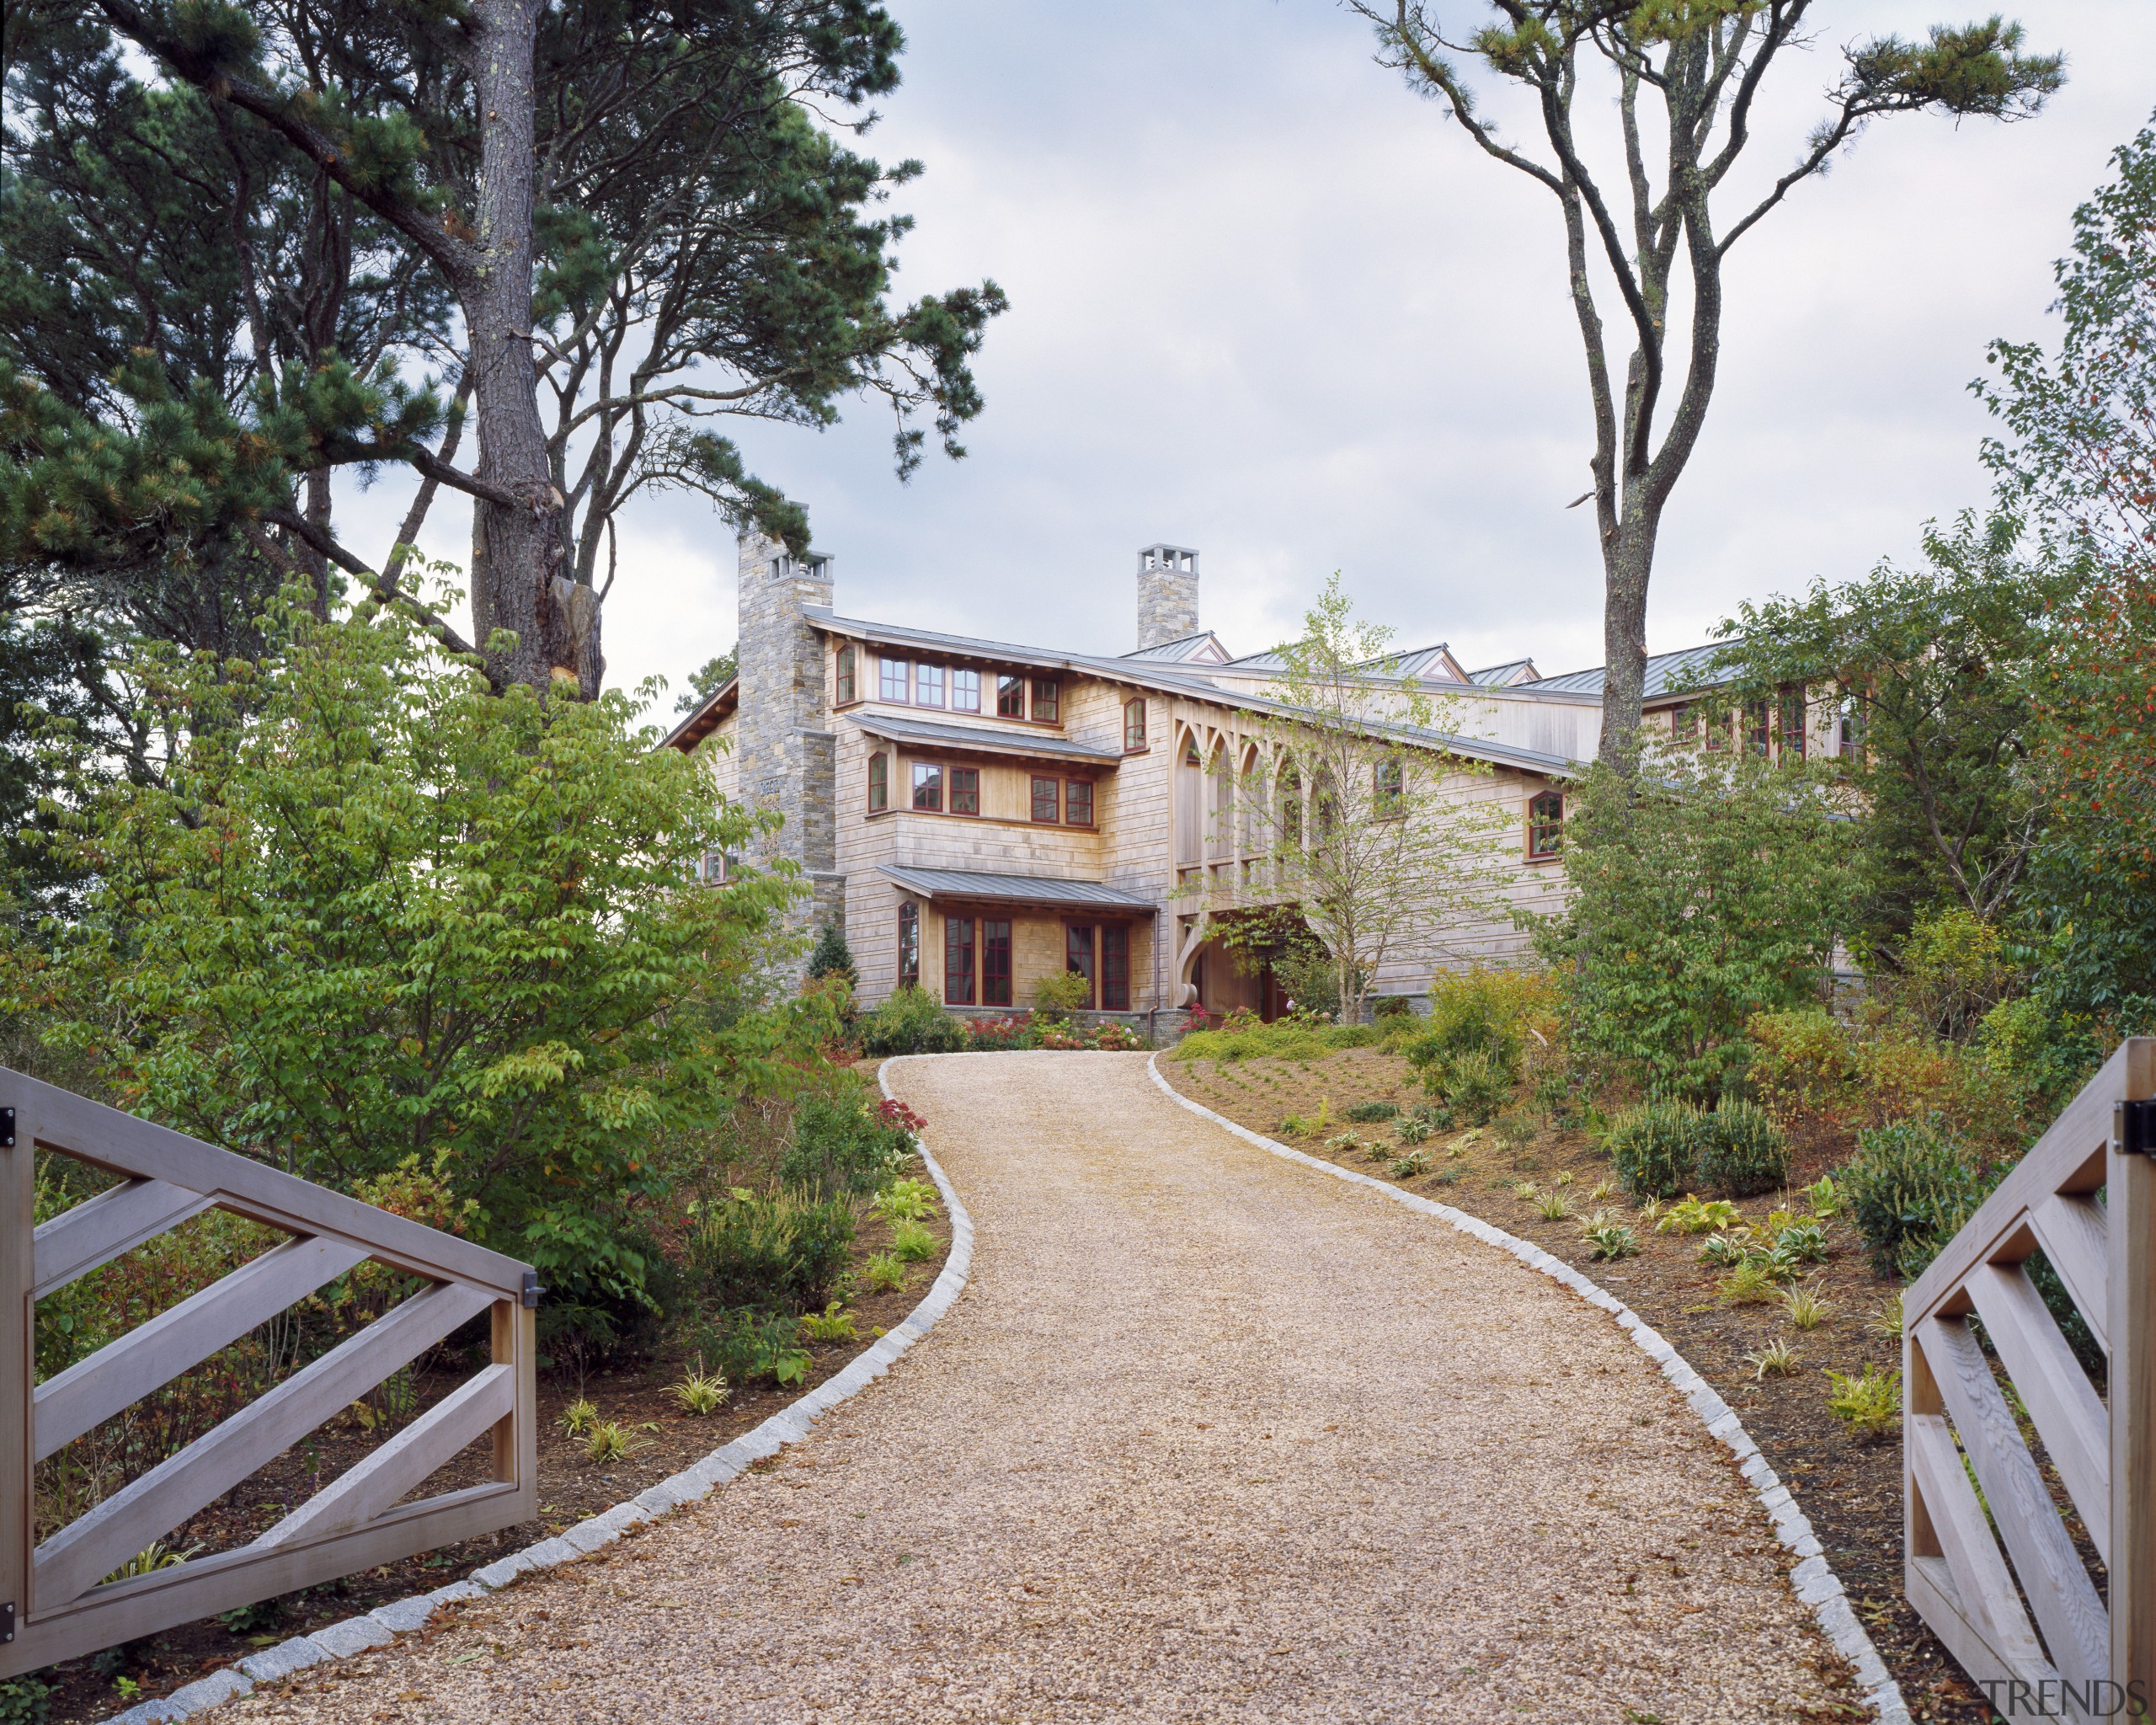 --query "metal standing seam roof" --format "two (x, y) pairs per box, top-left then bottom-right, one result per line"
(847, 712), (1124, 766)
(879, 864), (1156, 911)
(1524, 640), (1737, 698)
